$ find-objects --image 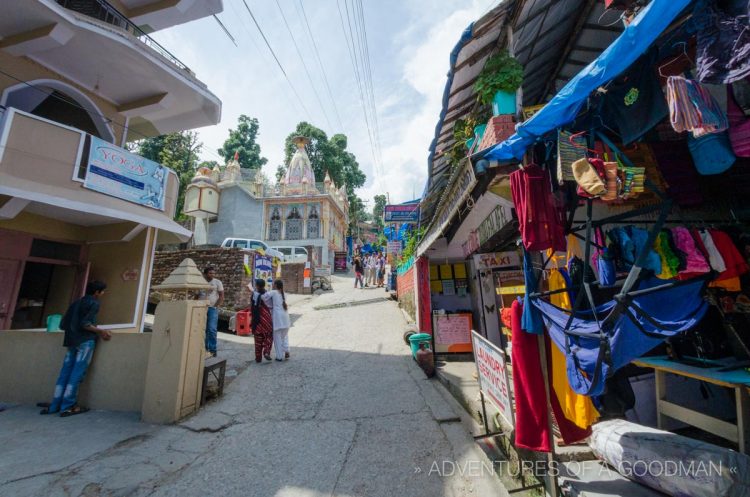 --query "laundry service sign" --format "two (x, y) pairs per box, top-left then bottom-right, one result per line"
(84, 136), (167, 211)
